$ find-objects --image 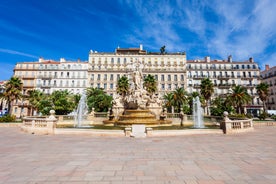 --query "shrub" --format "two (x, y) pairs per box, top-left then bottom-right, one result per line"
(0, 114), (16, 122)
(271, 115), (276, 121)
(258, 112), (268, 120)
(228, 114), (248, 120)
